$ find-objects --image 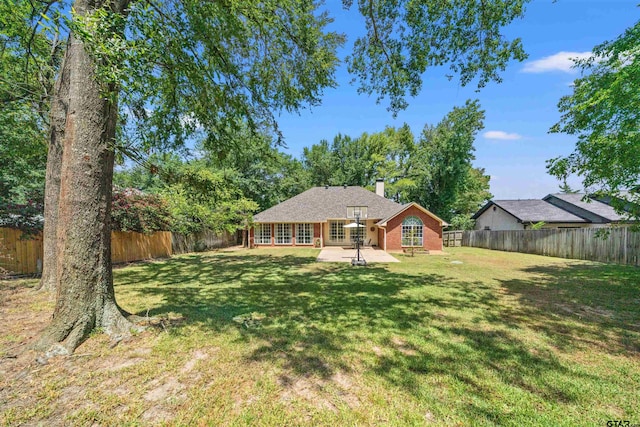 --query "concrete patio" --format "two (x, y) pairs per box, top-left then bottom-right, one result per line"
(316, 247), (400, 263)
